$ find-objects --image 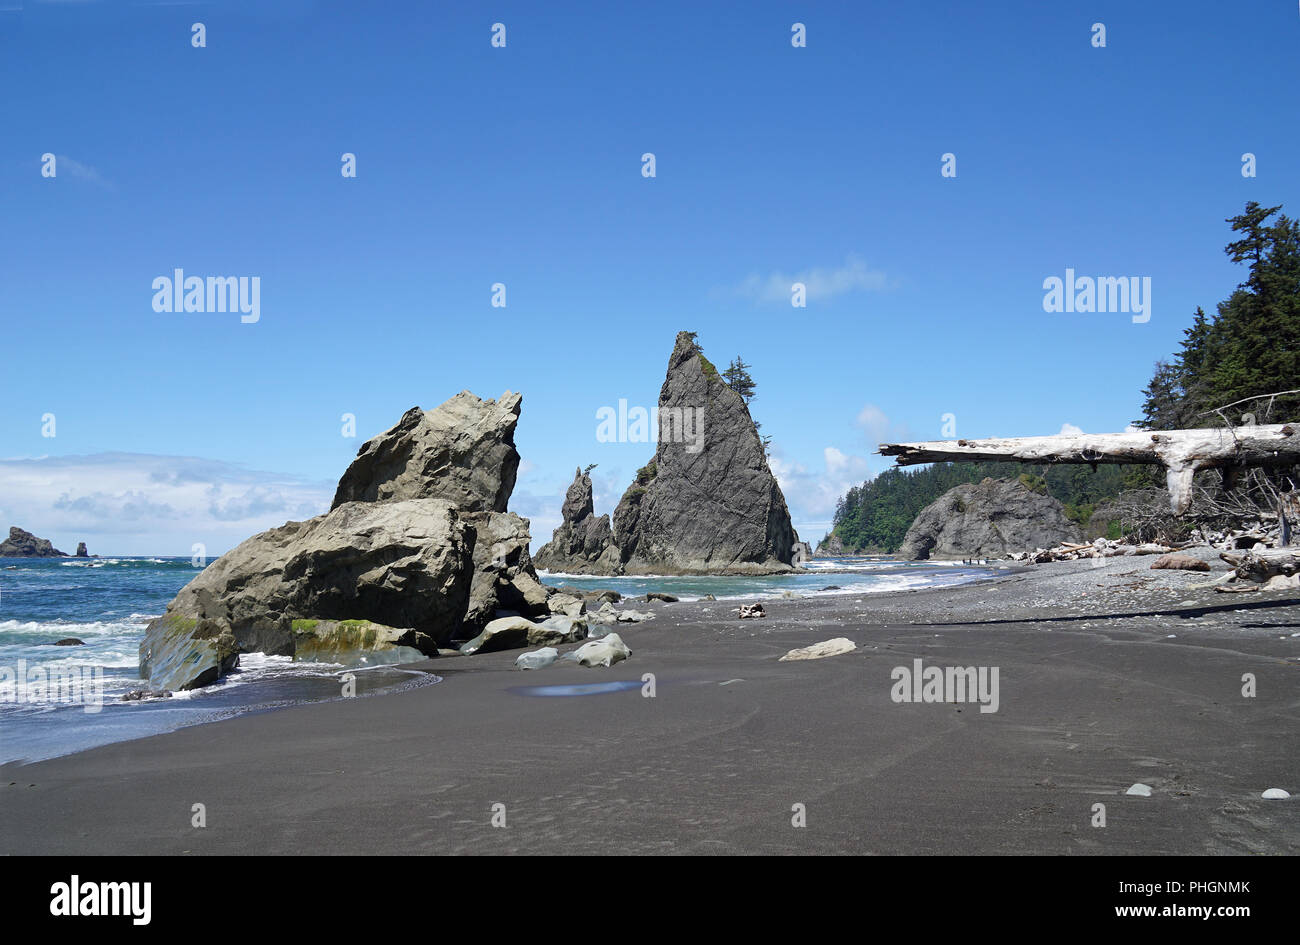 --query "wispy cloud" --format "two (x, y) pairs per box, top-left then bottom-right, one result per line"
(856, 403), (912, 451)
(769, 444), (873, 542)
(720, 255), (890, 305)
(55, 154), (113, 189)
(0, 452), (331, 556)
